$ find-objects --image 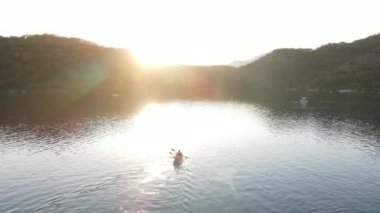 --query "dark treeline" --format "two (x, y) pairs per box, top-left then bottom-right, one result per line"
(0, 34), (137, 93)
(239, 34), (380, 92)
(1, 34), (380, 104)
